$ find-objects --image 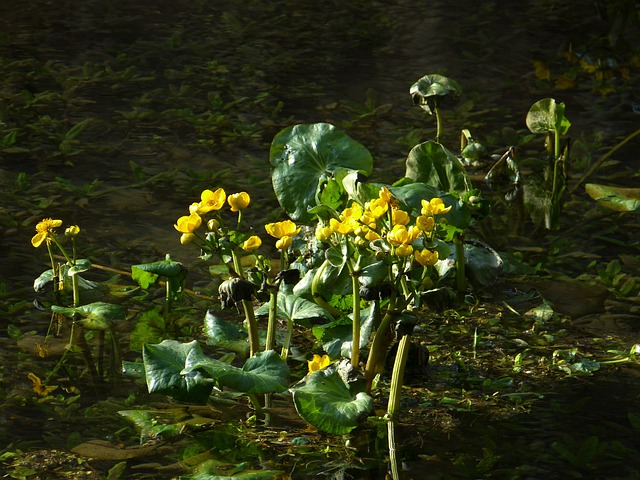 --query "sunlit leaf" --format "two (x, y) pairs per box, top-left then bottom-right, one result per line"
(585, 183), (640, 212)
(68, 258), (91, 276)
(405, 141), (472, 193)
(270, 123), (373, 222)
(203, 311), (249, 356)
(291, 362), (372, 434)
(410, 74), (462, 115)
(254, 288), (333, 324)
(526, 98), (571, 136)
